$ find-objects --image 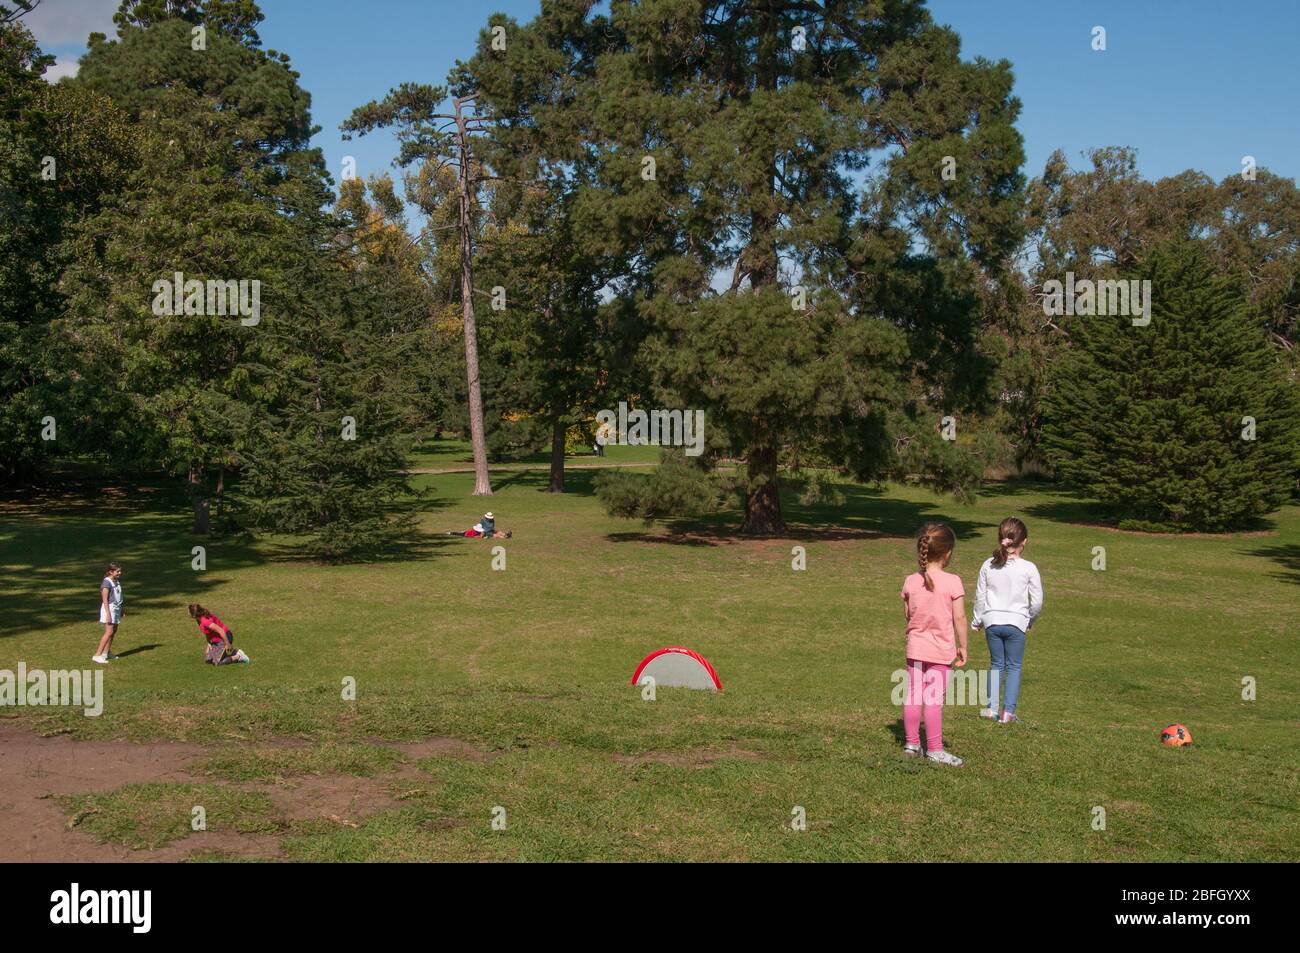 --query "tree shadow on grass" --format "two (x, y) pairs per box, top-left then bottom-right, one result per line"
(1016, 484), (1279, 537)
(0, 477), (189, 518)
(1241, 543), (1300, 586)
(1021, 492), (1115, 528)
(409, 435), (474, 463)
(256, 530), (461, 566)
(0, 477), (465, 638)
(973, 476), (1059, 499)
(0, 505), (266, 639)
(605, 480), (993, 546)
(524, 466), (617, 498)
